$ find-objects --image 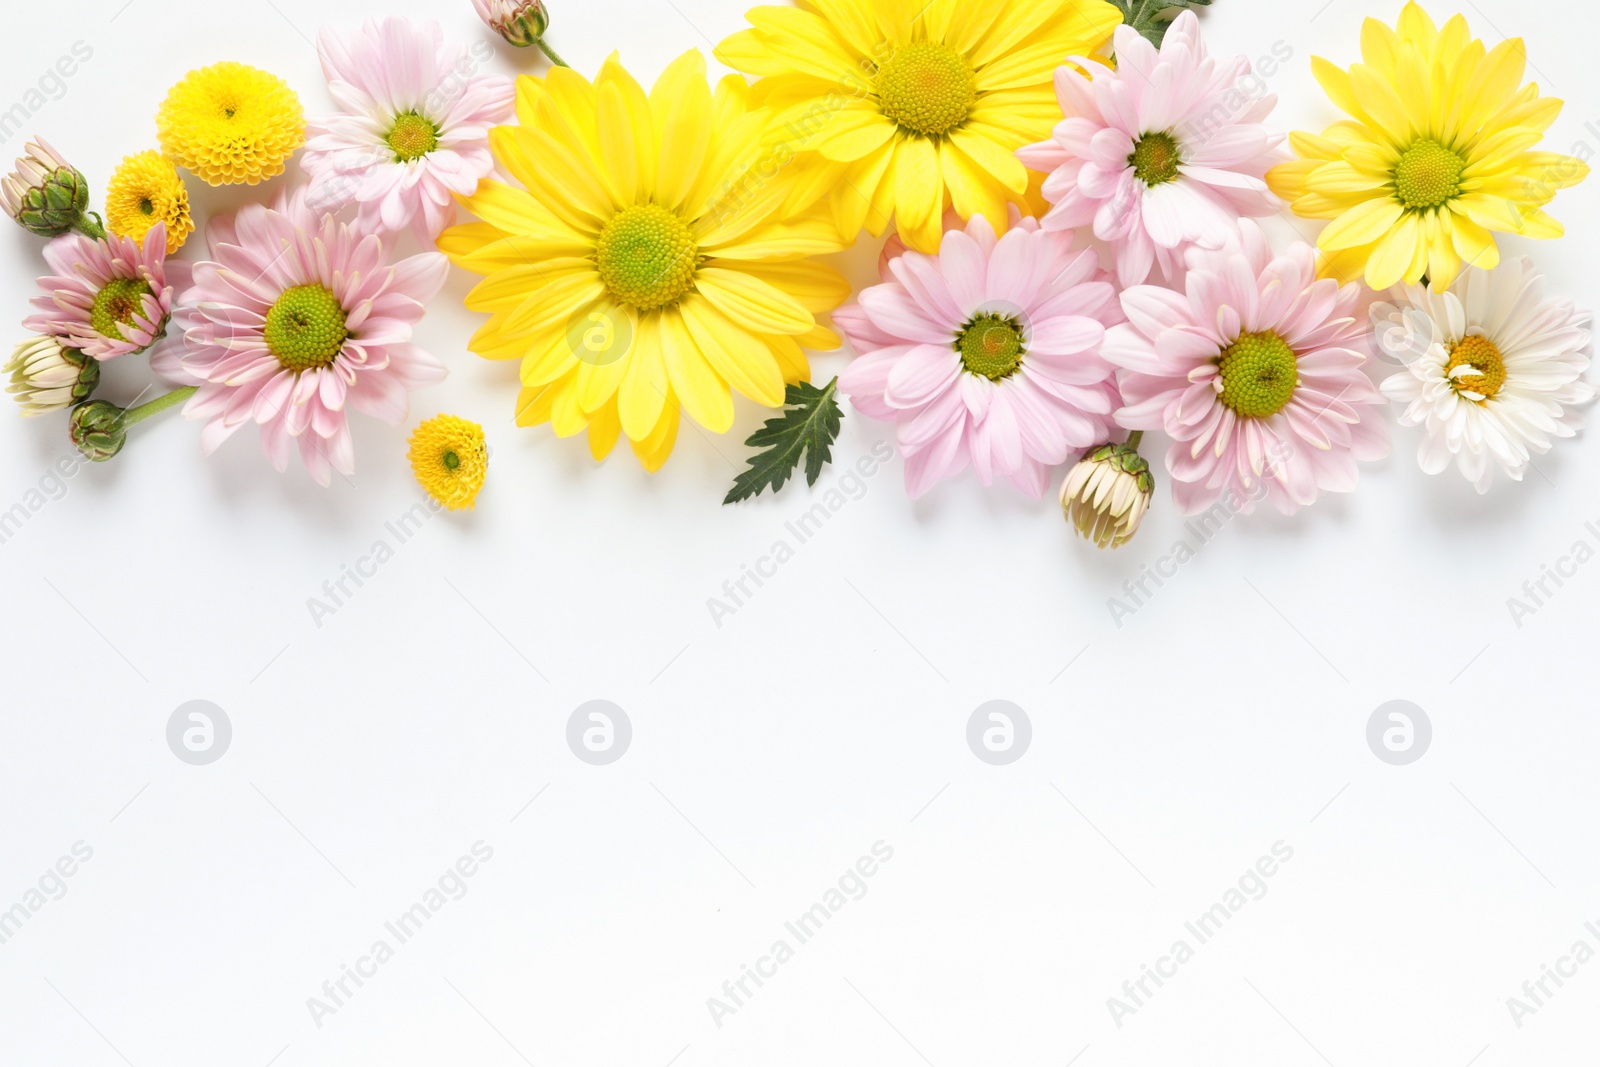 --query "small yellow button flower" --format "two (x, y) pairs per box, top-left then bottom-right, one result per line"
(106, 151), (194, 253)
(156, 62), (305, 186)
(409, 415), (488, 511)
